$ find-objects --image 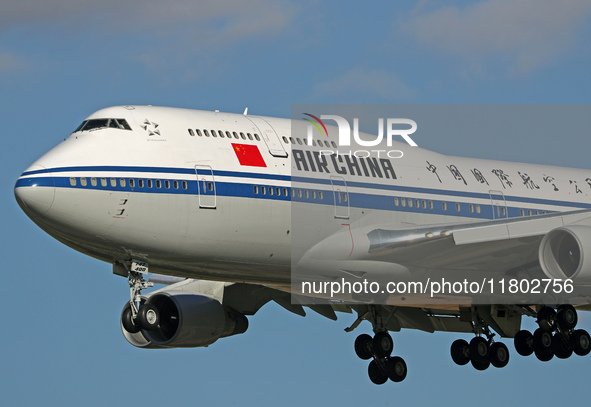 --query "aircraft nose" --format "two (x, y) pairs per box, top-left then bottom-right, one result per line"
(14, 165), (56, 216)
